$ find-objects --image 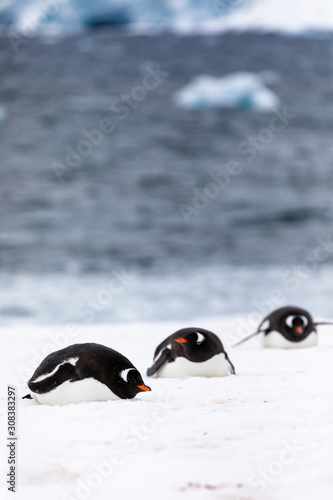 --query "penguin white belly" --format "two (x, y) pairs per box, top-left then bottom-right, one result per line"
(261, 331), (317, 349)
(32, 378), (120, 406)
(156, 353), (231, 378)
